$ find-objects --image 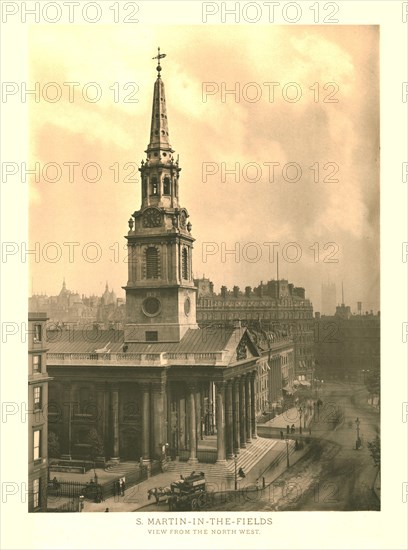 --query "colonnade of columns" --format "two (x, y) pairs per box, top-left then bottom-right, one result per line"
(215, 371), (257, 463)
(56, 373), (257, 465)
(58, 380), (166, 464)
